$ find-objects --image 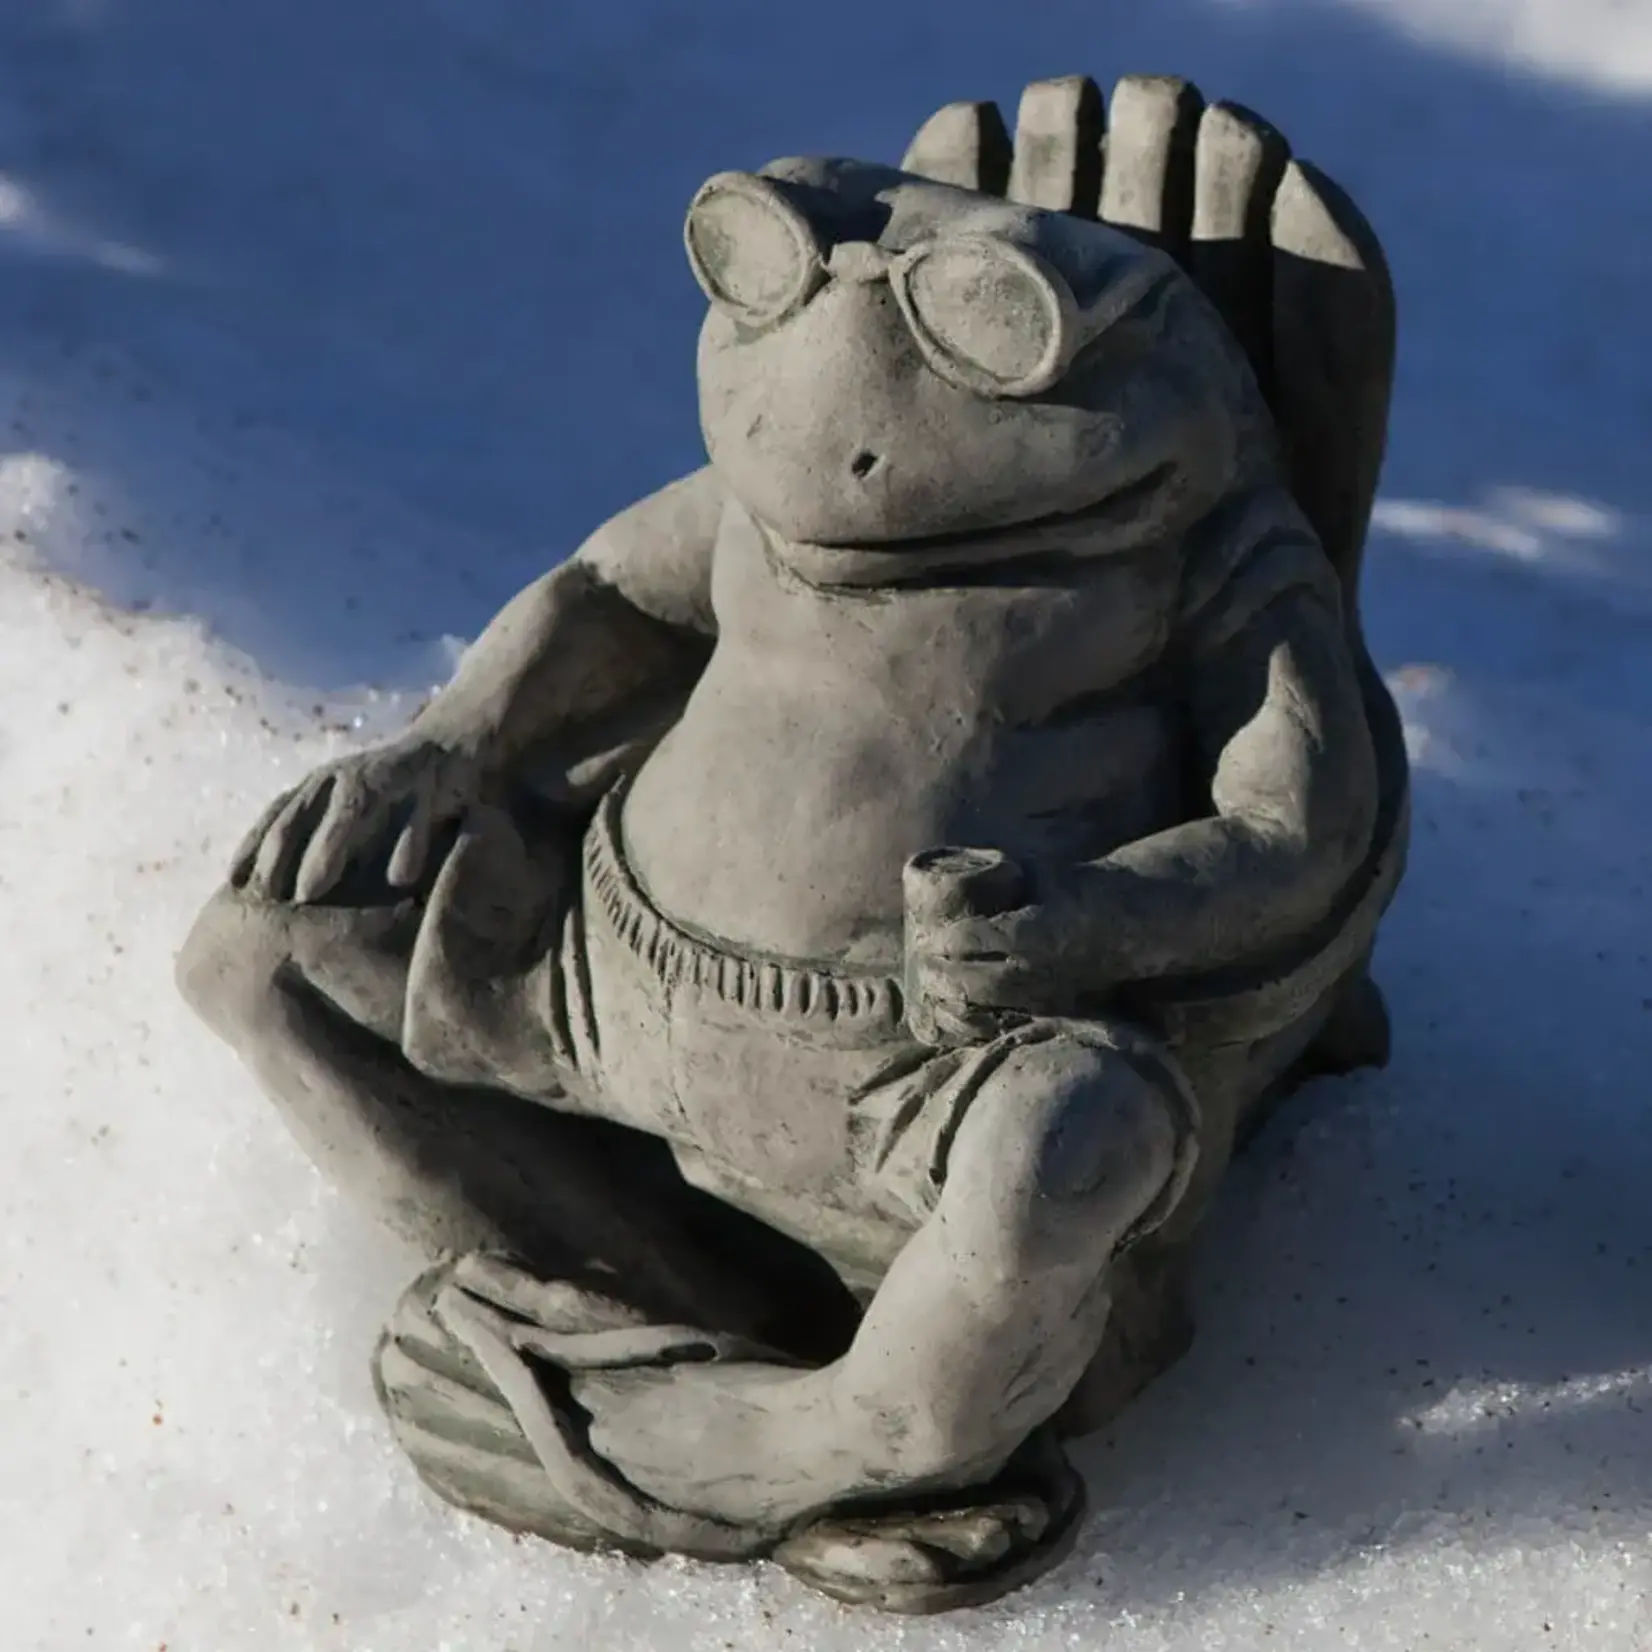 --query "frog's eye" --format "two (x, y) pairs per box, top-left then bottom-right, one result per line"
(684, 172), (827, 329)
(890, 236), (1076, 398)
